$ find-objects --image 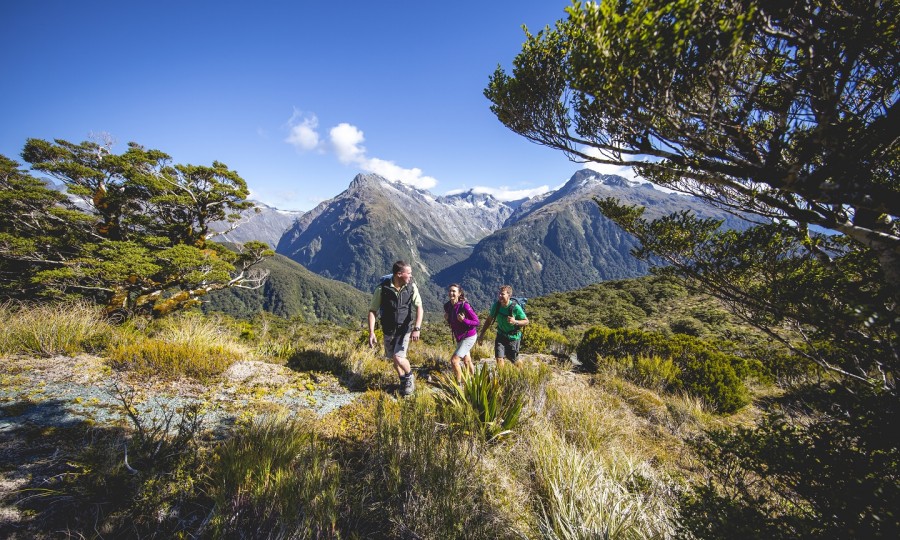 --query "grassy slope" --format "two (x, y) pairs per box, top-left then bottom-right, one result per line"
(0, 279), (775, 538)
